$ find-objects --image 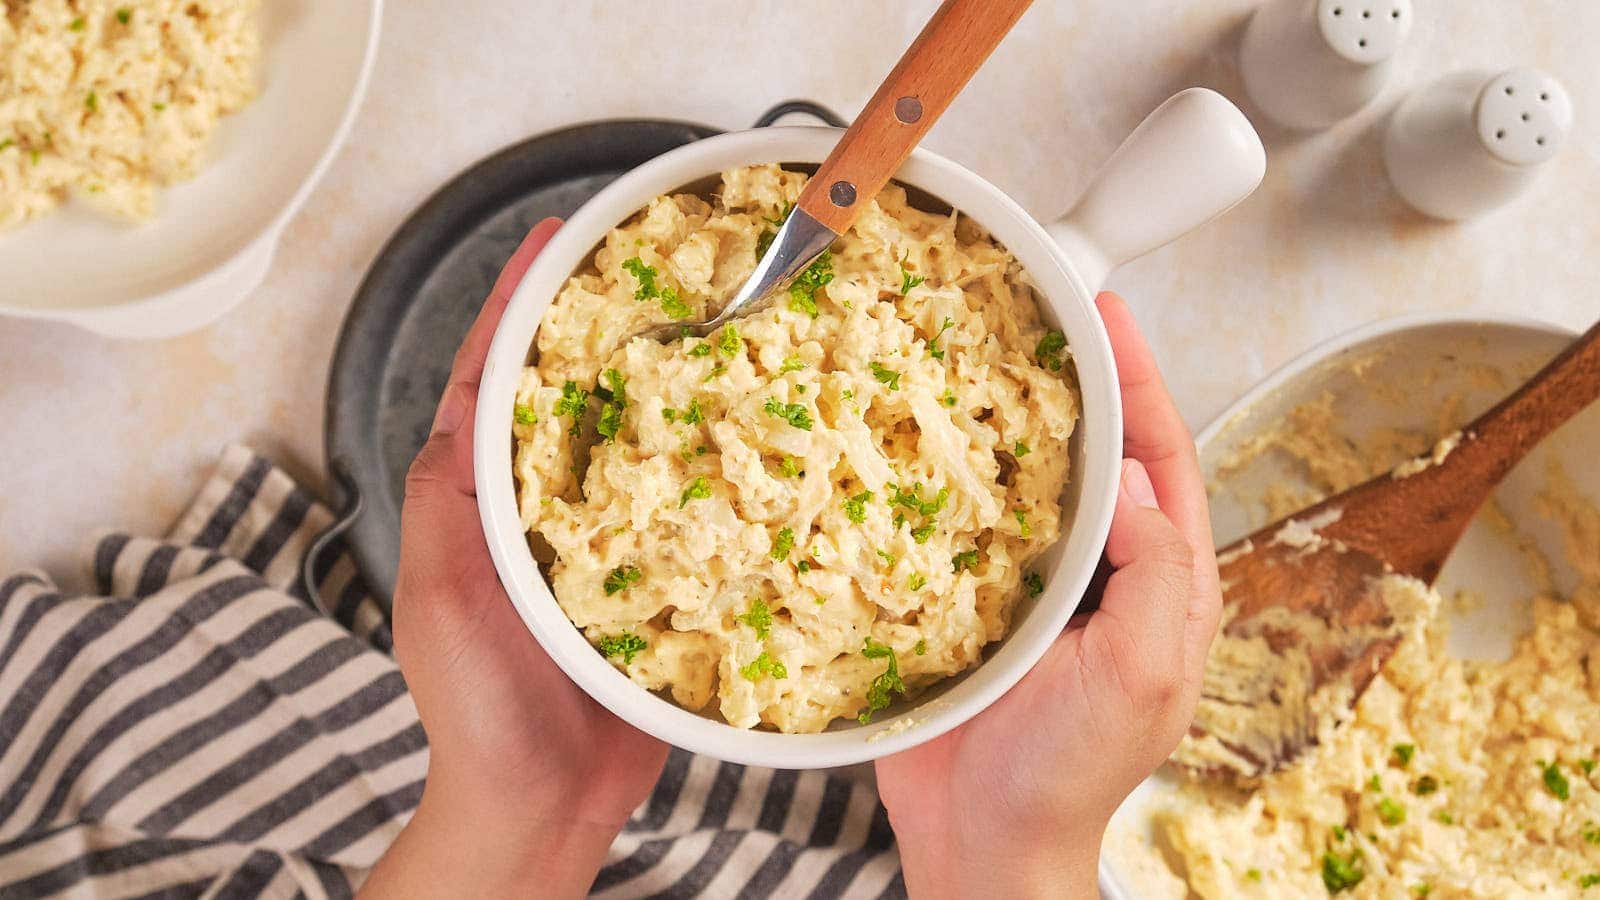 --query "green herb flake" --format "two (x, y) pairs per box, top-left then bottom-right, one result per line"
(1246, 868), (1262, 882)
(1321, 848), (1365, 894)
(914, 638), (927, 656)
(1377, 797), (1406, 826)
(772, 528), (796, 562)
(1581, 759), (1596, 775)
(1013, 441), (1031, 457)
(907, 572), (927, 591)
(658, 286), (692, 320)
(152, 102), (166, 111)
(513, 404), (538, 426)
(1580, 874), (1600, 889)
(763, 398), (813, 431)
(595, 369), (628, 443)
(779, 355), (806, 374)
(596, 633), (647, 664)
(910, 522), (935, 544)
(843, 490), (873, 524)
(1580, 821), (1600, 845)
(69, 17), (86, 31)
(1036, 330), (1067, 371)
(941, 389), (957, 407)
(554, 381), (589, 435)
(1412, 775), (1439, 796)
(1392, 743), (1416, 768)
(117, 7), (132, 23)
(603, 566), (642, 596)
(688, 342), (713, 358)
(717, 324), (743, 357)
(927, 317), (954, 360)
(737, 598), (774, 638)
(1024, 572), (1044, 597)
(797, 560), (812, 574)
(898, 254), (925, 295)
(1412, 885), (1431, 897)
(875, 549), (896, 568)
(679, 476), (712, 509)
(85, 91), (98, 111)
(704, 363), (727, 382)
(1013, 508), (1031, 539)
(0, 139), (12, 153)
(951, 549), (980, 573)
(869, 362), (902, 391)
(787, 251), (833, 318)
(889, 483), (948, 517)
(681, 398), (704, 425)
(740, 650), (787, 681)
(778, 456), (802, 478)
(858, 637), (905, 724)
(1433, 810), (1454, 825)
(1367, 773), (1383, 792)
(621, 257), (658, 301)
(1542, 760), (1571, 801)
